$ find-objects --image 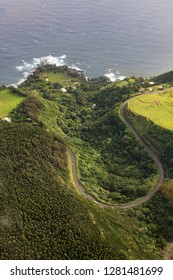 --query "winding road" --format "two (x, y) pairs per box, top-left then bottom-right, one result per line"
(67, 97), (164, 209)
